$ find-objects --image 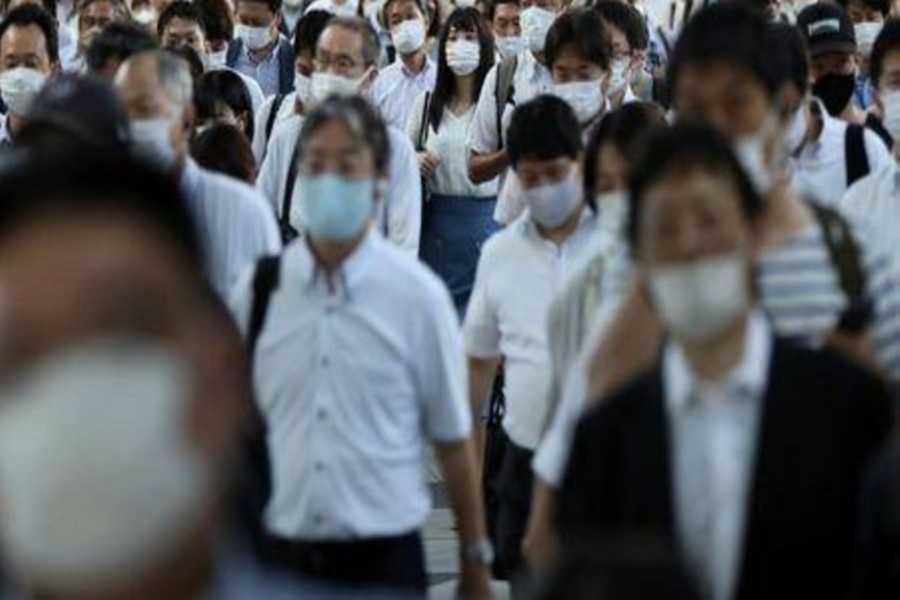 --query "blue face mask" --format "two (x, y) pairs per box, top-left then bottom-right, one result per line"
(294, 173), (375, 242)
